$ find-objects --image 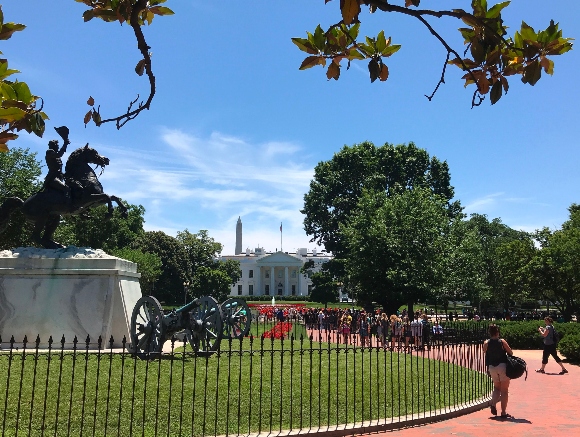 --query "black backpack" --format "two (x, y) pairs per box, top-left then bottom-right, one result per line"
(505, 354), (528, 380)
